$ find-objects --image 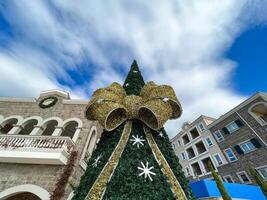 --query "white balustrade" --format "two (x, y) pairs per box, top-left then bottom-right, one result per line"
(0, 134), (74, 152)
